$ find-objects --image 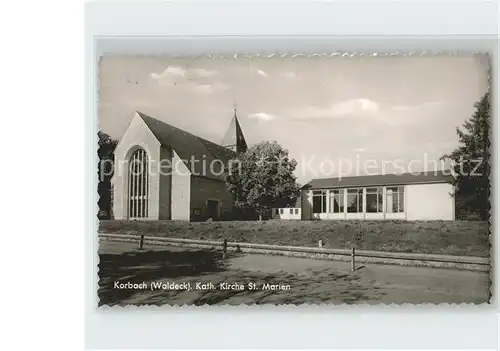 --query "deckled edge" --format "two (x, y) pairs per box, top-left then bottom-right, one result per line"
(95, 51), (493, 309)
(485, 52), (493, 305)
(98, 51), (490, 59)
